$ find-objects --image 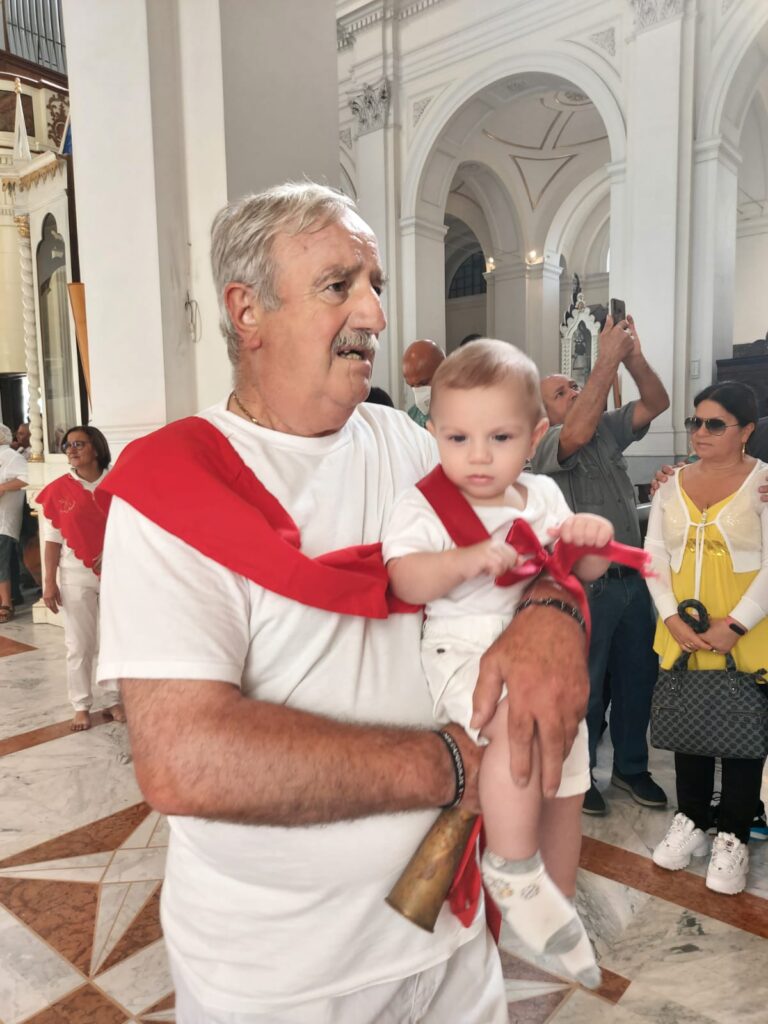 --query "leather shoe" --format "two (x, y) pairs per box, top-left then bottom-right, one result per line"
(611, 768), (667, 808)
(582, 777), (607, 816)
